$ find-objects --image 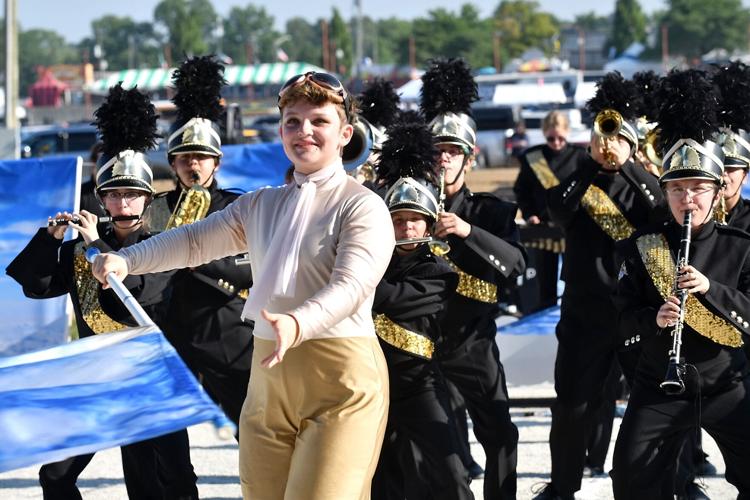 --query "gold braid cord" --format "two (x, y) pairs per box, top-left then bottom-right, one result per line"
(444, 258), (497, 304)
(635, 233), (743, 347)
(374, 314), (434, 359)
(581, 184), (636, 241)
(527, 150), (560, 189)
(73, 243), (128, 335)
